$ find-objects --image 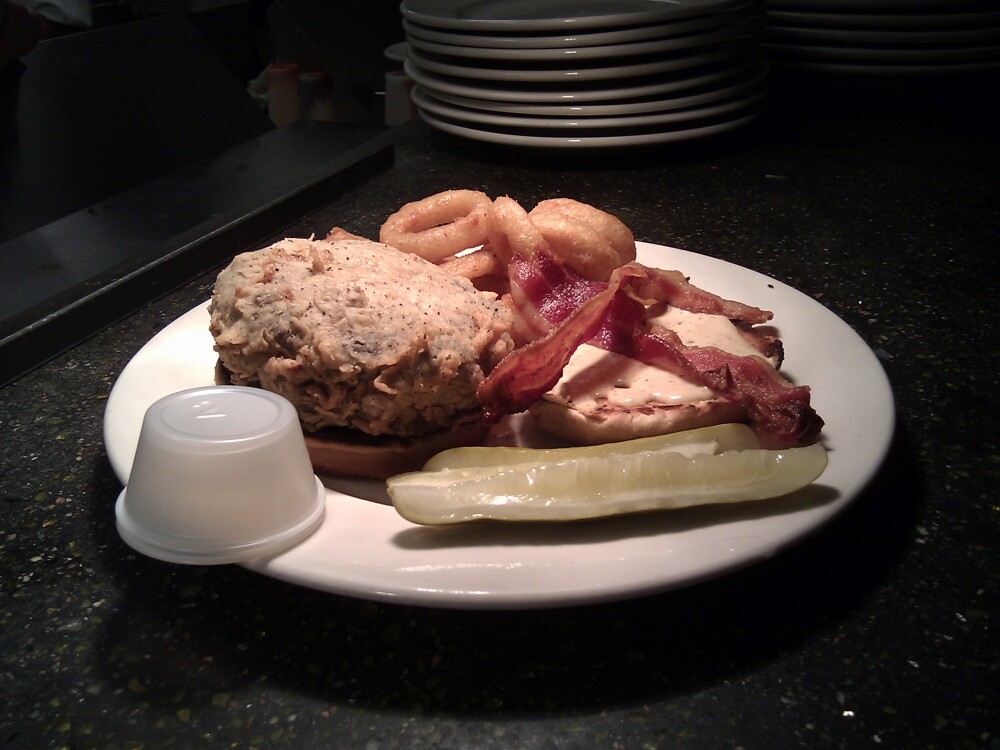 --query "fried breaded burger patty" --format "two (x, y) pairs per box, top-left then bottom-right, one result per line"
(209, 238), (514, 475)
